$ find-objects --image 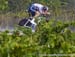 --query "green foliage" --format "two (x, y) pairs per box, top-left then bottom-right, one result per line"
(0, 0), (75, 57)
(0, 0), (63, 13)
(8, 0), (32, 12)
(0, 0), (8, 11)
(0, 19), (75, 57)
